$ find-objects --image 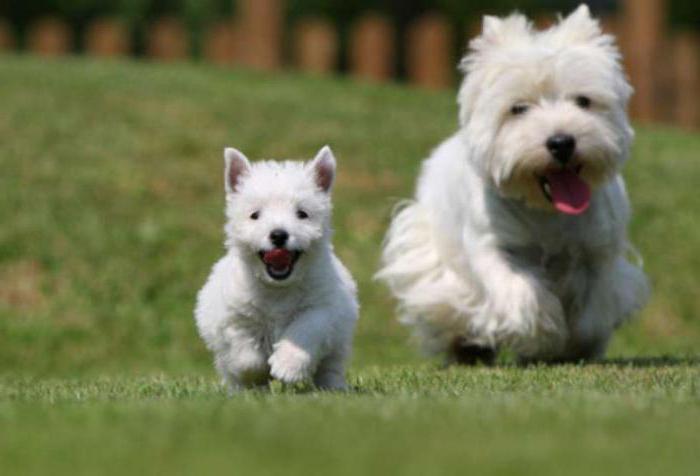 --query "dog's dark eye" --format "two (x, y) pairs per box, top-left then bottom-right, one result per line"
(511, 104), (529, 115)
(575, 95), (592, 109)
(296, 210), (309, 219)
(250, 211), (260, 220)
